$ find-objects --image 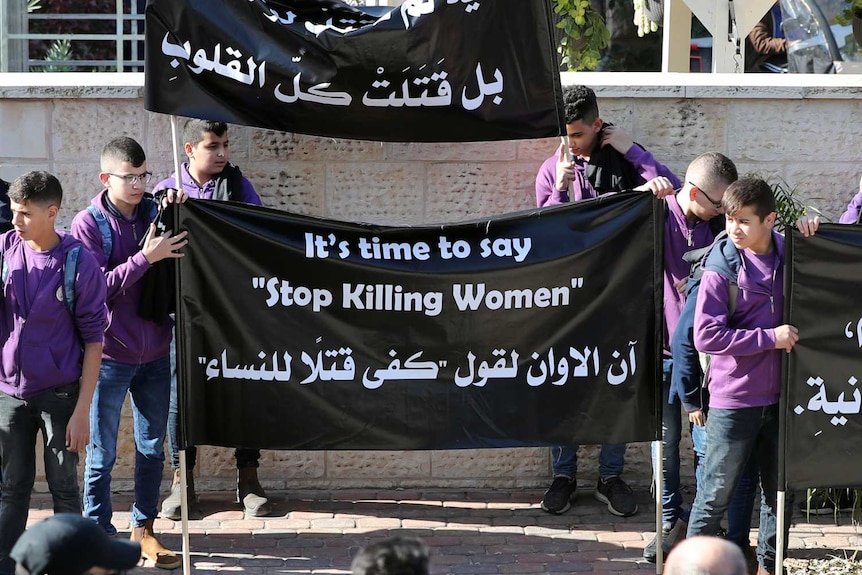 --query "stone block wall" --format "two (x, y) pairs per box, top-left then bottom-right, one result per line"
(1, 73), (860, 491)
